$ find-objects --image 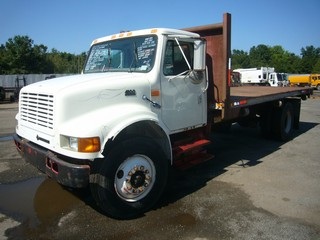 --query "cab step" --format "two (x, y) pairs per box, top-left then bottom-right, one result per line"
(173, 139), (213, 170)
